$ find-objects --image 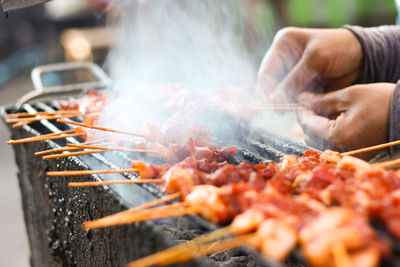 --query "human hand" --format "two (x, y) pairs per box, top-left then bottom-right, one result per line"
(256, 27), (363, 102)
(297, 83), (395, 158)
